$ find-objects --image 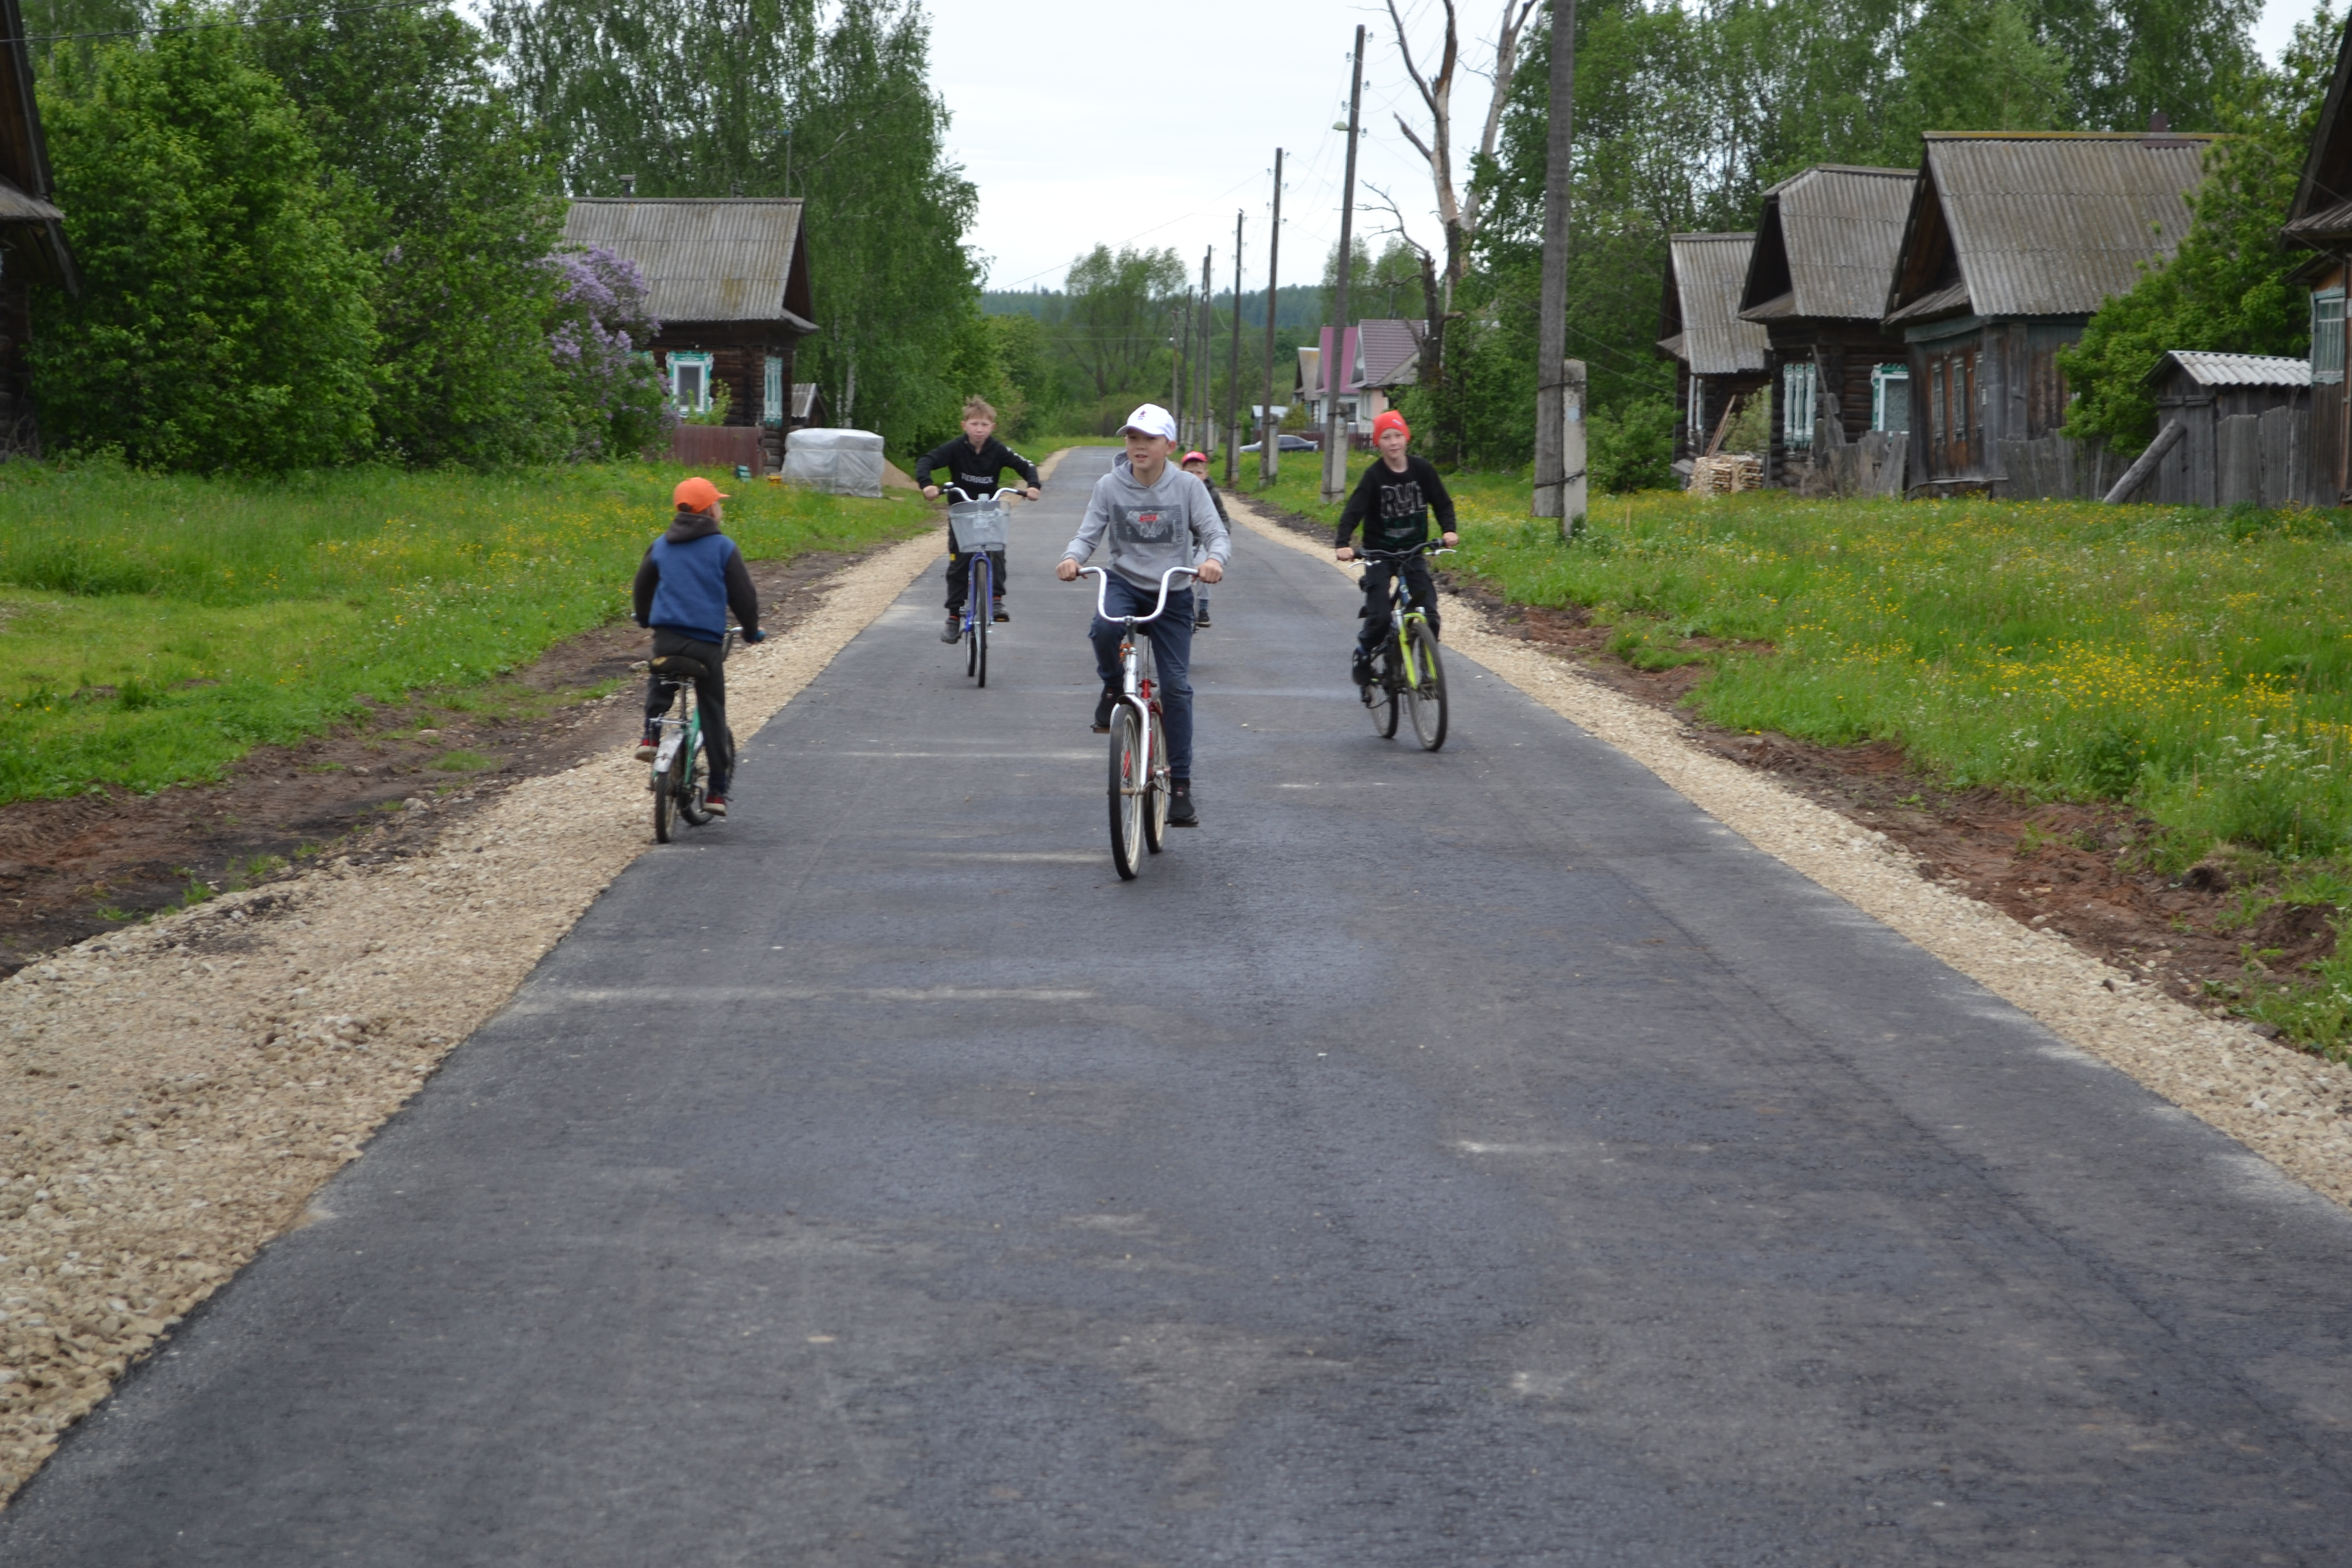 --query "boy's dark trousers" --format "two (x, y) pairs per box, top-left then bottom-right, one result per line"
(1089, 578), (1197, 780)
(1356, 556), (1440, 652)
(644, 628), (735, 785)
(944, 545), (1008, 614)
